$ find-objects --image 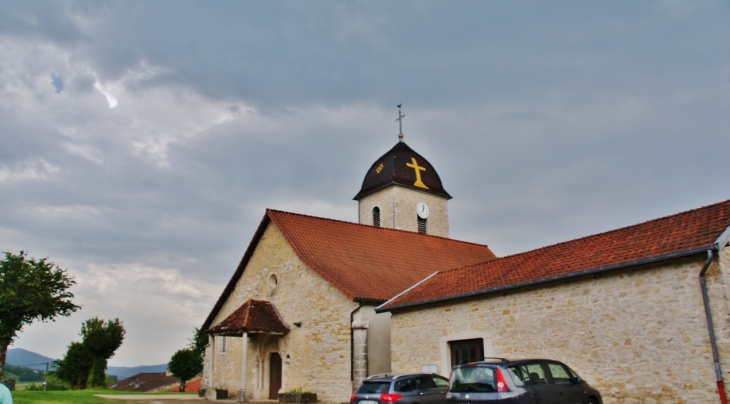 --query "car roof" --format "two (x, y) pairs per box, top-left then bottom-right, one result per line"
(364, 373), (446, 381)
(456, 358), (560, 367)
